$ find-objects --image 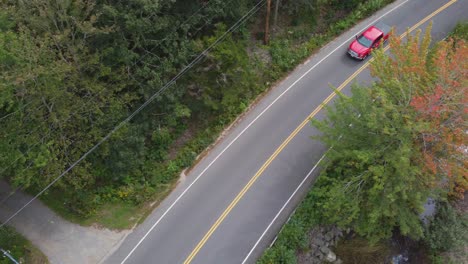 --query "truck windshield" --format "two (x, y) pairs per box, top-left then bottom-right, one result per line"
(357, 35), (372, 48)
